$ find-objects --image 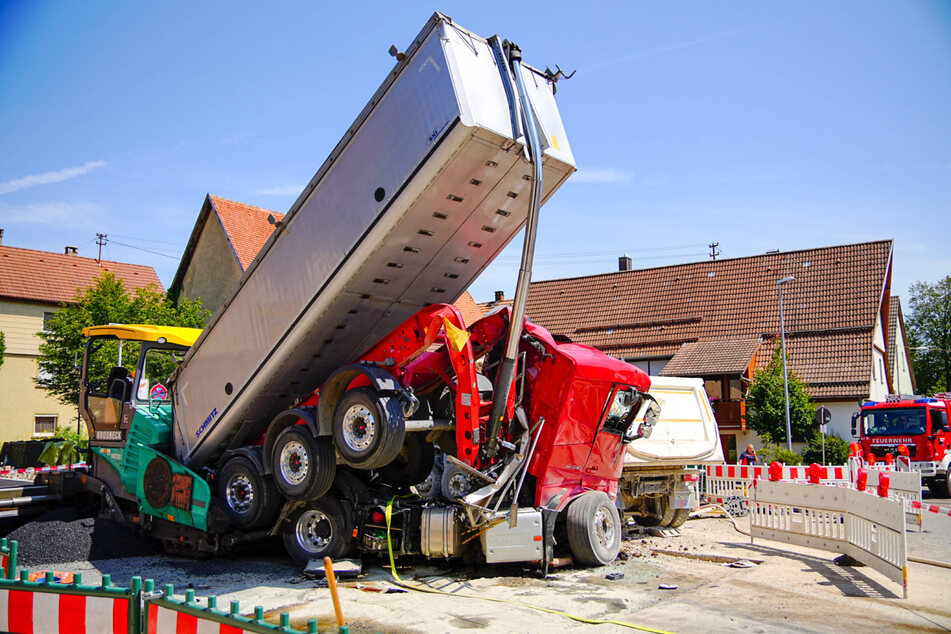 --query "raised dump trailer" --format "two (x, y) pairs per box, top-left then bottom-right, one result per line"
(174, 12), (576, 470)
(619, 376), (724, 528)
